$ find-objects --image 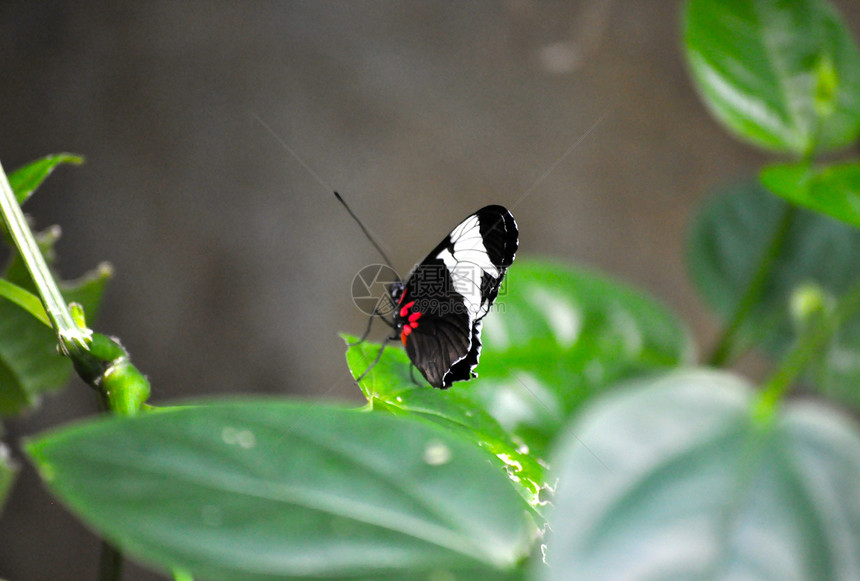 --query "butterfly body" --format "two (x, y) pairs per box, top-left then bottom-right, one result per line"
(390, 205), (518, 388)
